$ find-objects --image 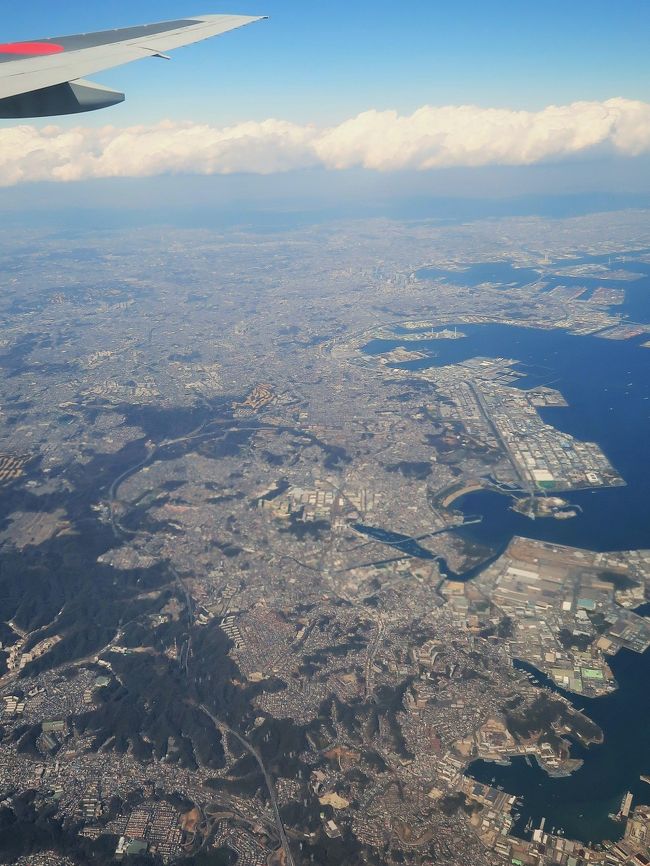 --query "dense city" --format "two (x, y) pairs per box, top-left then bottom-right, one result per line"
(0, 210), (649, 865)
